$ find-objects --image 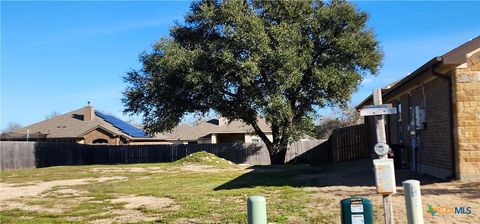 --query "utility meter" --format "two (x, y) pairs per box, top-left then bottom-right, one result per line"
(374, 143), (390, 156)
(414, 106), (426, 130)
(373, 159), (397, 195)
